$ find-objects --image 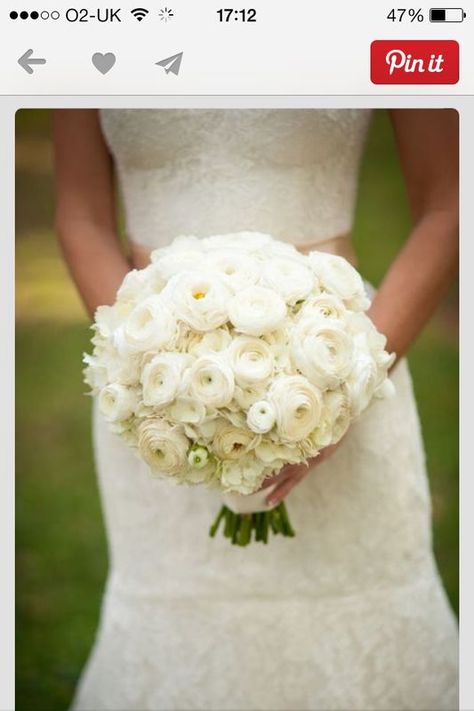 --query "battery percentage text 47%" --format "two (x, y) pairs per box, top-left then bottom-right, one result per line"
(387, 8), (425, 22)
